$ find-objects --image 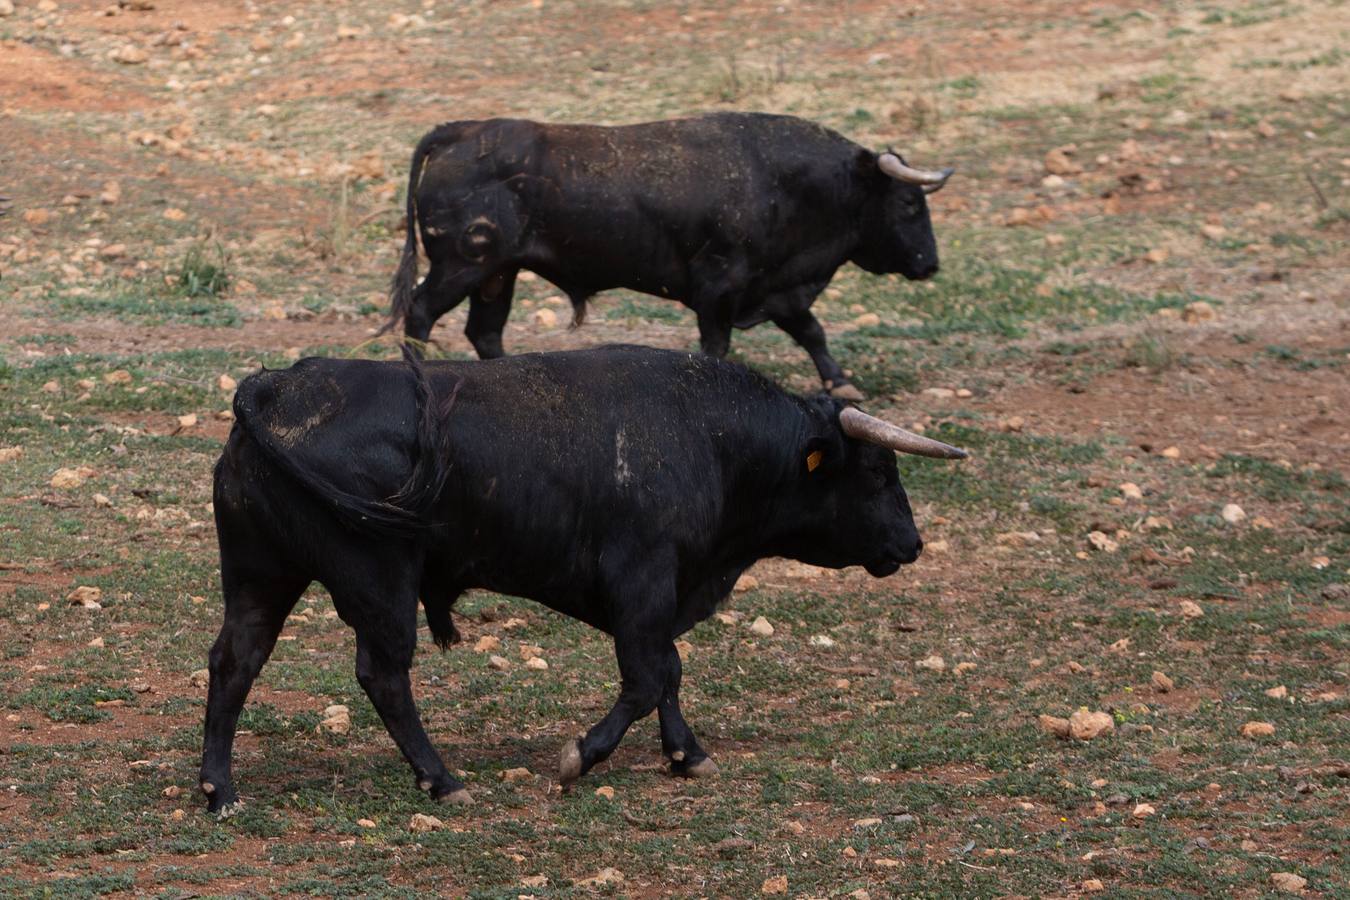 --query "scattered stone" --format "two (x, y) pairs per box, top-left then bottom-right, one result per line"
(1199, 224), (1227, 241)
(1178, 600), (1204, 619)
(525, 656), (548, 670)
(131, 682), (151, 693)
(1082, 879), (1106, 892)
(733, 573), (758, 593)
(357, 818), (376, 828)
(1322, 584), (1350, 602)
(922, 387), (955, 399)
(488, 655), (510, 671)
(1002, 415), (1025, 432)
(747, 616), (774, 637)
(577, 868), (624, 888)
(594, 785), (614, 799)
(1151, 671), (1174, 693)
(760, 875), (788, 895)
(674, 639), (694, 659)
(93, 493), (112, 508)
(176, 413), (198, 431)
(0, 1), (13, 17)
(1142, 515), (1172, 531)
(0, 446), (22, 462)
(250, 34), (273, 53)
(189, 668), (209, 689)
(872, 858), (901, 868)
(953, 661), (977, 676)
(521, 875), (549, 888)
(1270, 873), (1307, 894)
(473, 635), (500, 653)
(852, 312), (881, 329)
(1159, 445), (1182, 459)
(218, 374), (237, 392)
(1221, 503), (1246, 525)
(1143, 247), (1169, 264)
(51, 467), (93, 489)
(1240, 721), (1275, 739)
(319, 704), (351, 735)
(500, 767), (532, 783)
(1039, 715), (1071, 738)
(24, 208), (52, 226)
(1119, 482), (1143, 500)
(1132, 802), (1155, 818)
(68, 585), (103, 608)
(915, 654), (945, 673)
(532, 307), (559, 328)
(408, 812), (444, 833)
(1069, 709), (1115, 741)
(163, 207), (187, 221)
(1265, 685), (1288, 699)
(110, 45), (149, 65)
(104, 369), (133, 385)
(88, 636), (105, 648)
(809, 634), (835, 648)
(1088, 531), (1119, 553)
(1044, 145), (1083, 176)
